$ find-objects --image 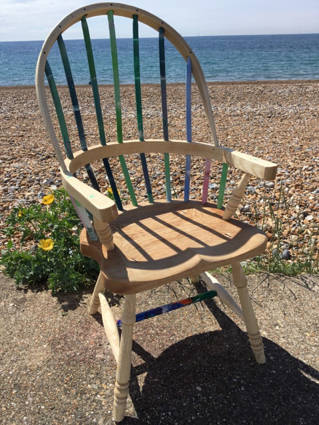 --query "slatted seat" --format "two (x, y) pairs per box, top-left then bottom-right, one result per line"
(80, 201), (267, 293)
(36, 3), (278, 422)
